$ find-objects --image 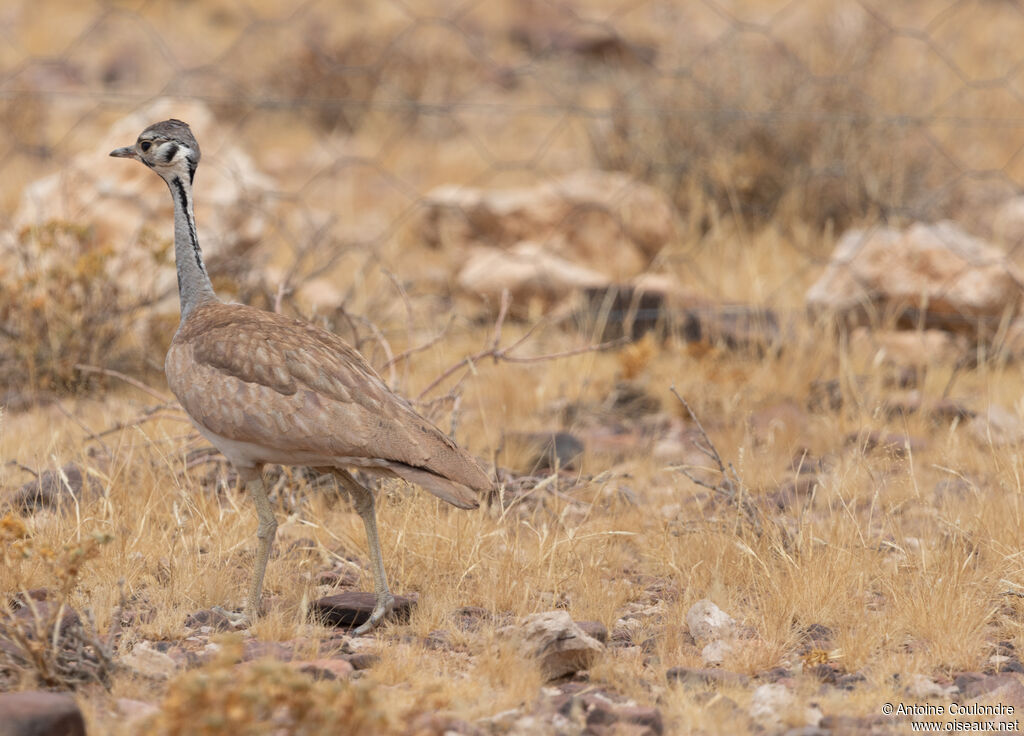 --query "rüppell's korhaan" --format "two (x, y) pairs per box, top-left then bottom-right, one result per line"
(110, 119), (493, 634)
